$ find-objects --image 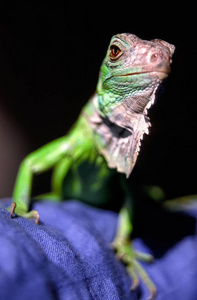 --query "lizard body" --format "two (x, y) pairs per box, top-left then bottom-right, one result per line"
(11, 33), (175, 299)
